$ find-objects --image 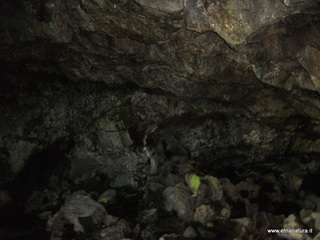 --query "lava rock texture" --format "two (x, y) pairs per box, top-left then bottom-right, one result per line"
(1, 0), (320, 239)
